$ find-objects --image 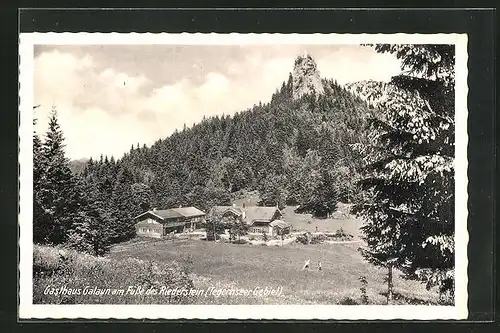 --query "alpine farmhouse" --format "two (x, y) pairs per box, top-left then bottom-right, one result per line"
(208, 205), (289, 236)
(134, 207), (205, 238)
